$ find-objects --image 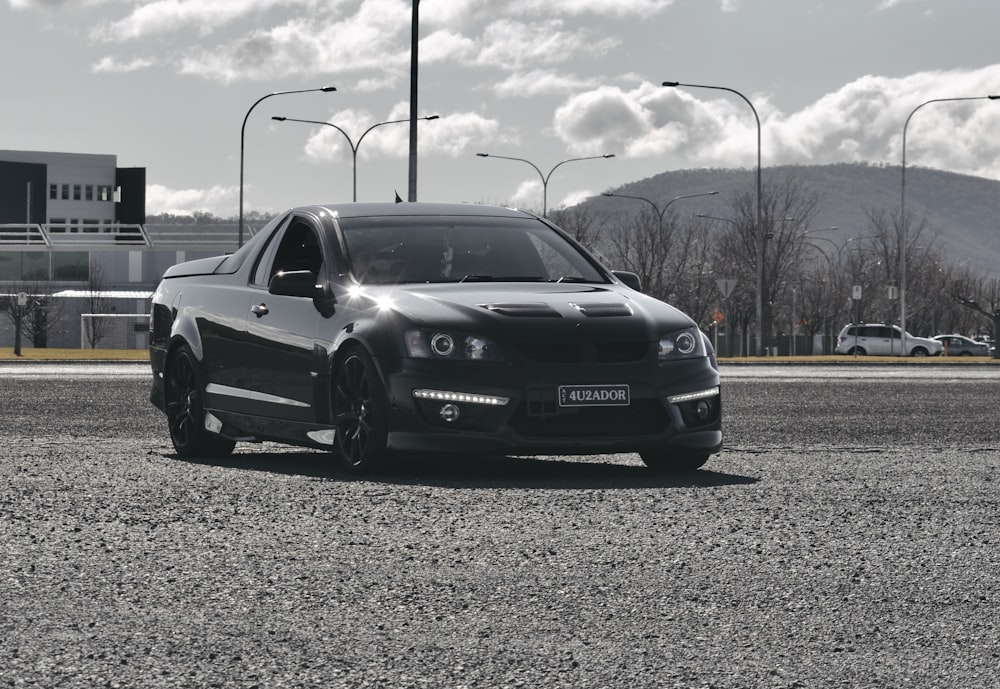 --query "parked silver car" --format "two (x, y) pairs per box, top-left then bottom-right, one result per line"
(933, 334), (992, 357)
(835, 324), (943, 357)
